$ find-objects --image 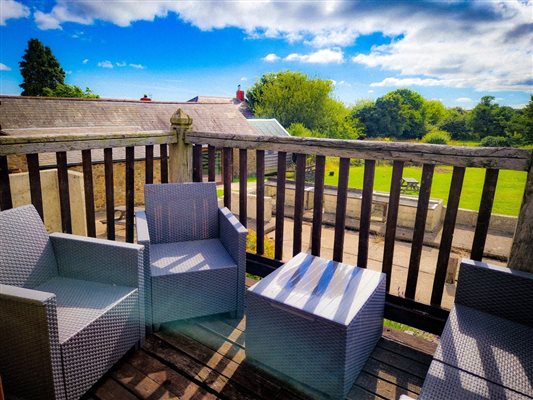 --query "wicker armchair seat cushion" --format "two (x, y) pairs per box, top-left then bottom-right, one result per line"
(35, 277), (138, 343)
(432, 304), (533, 397)
(150, 239), (237, 276)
